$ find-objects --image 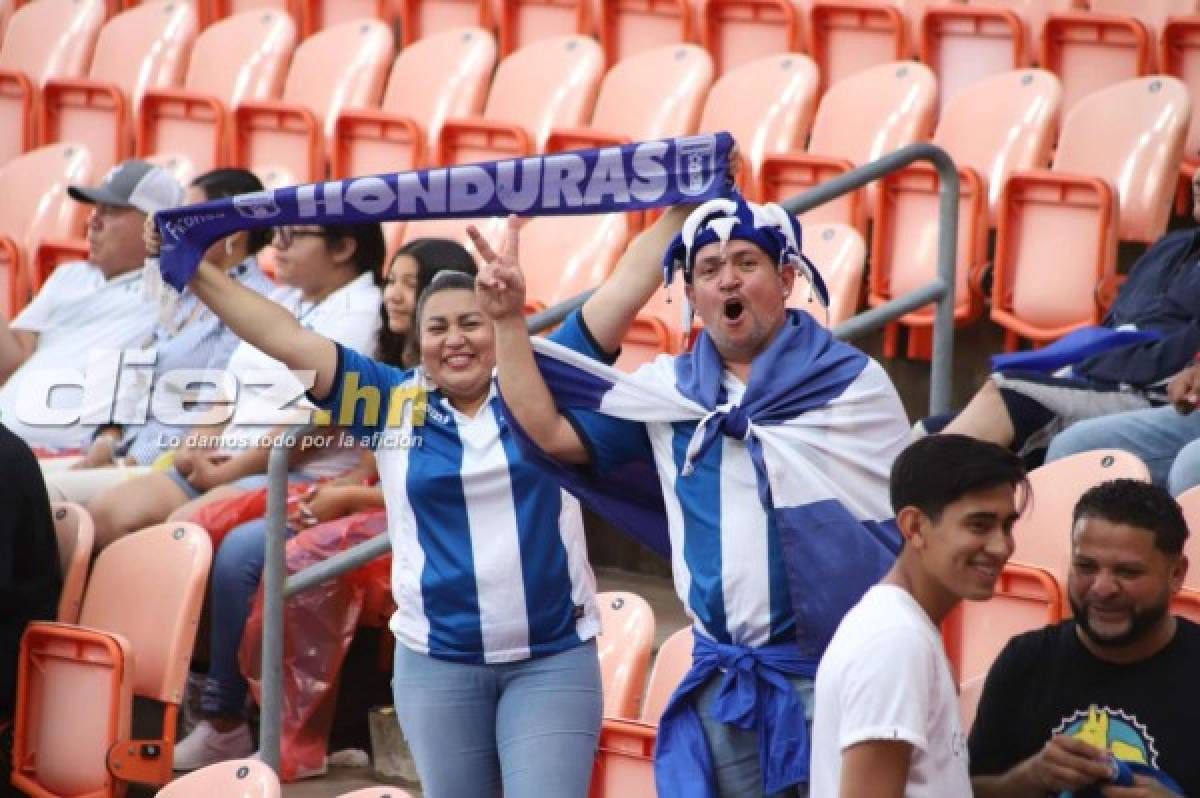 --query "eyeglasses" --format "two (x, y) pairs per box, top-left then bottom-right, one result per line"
(272, 227), (329, 250)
